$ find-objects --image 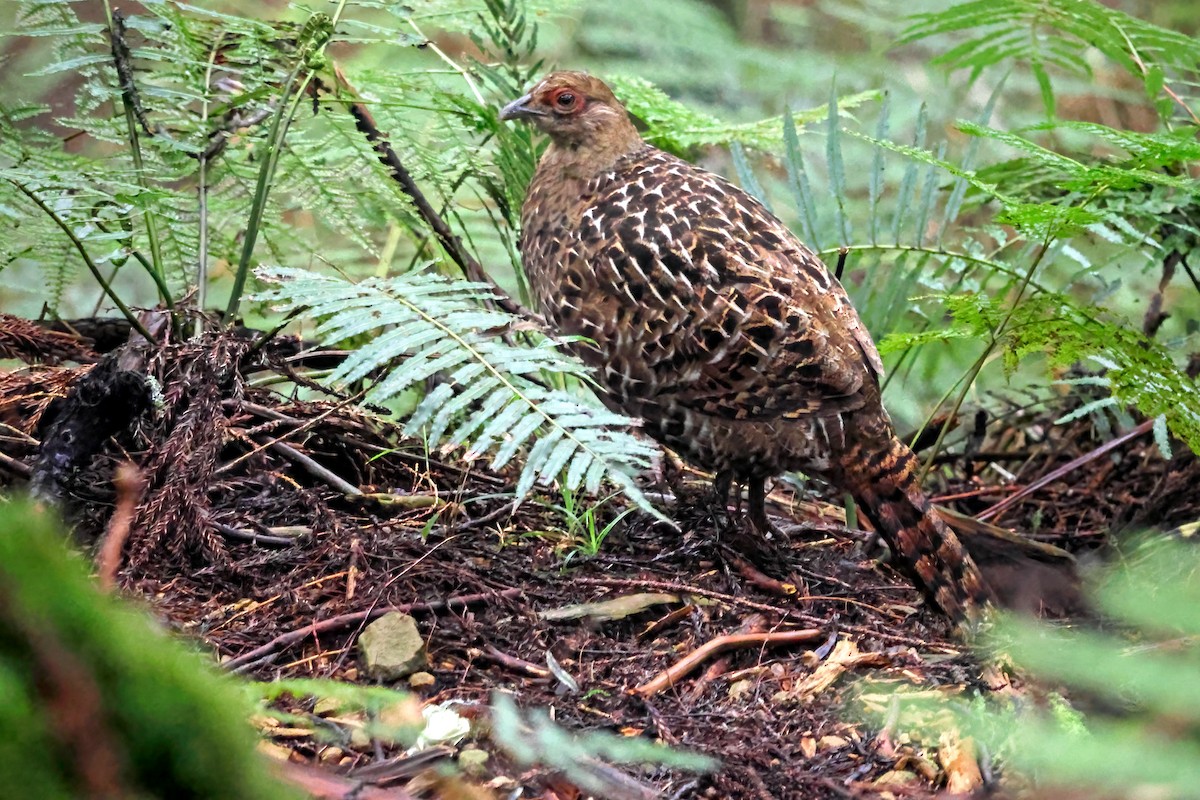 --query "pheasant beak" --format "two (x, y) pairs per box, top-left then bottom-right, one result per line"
(499, 93), (545, 121)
